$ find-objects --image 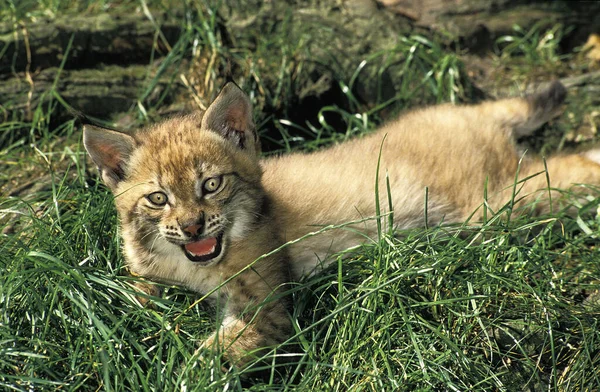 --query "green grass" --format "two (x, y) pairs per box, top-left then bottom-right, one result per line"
(2, 1), (600, 391)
